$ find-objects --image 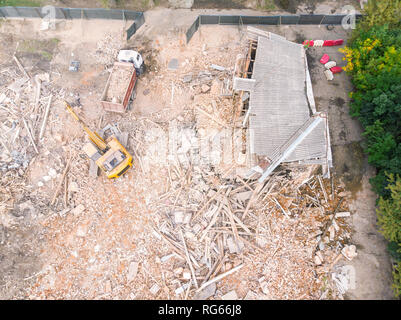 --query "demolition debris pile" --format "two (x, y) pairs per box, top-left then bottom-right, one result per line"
(1, 23), (358, 300)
